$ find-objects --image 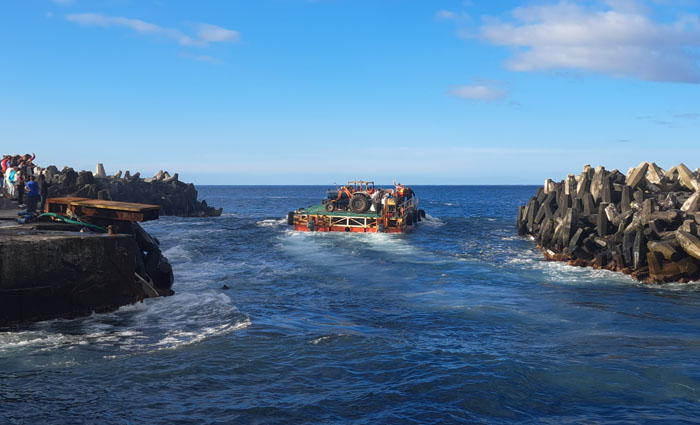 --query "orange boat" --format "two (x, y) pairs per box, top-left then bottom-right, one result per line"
(287, 181), (425, 233)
